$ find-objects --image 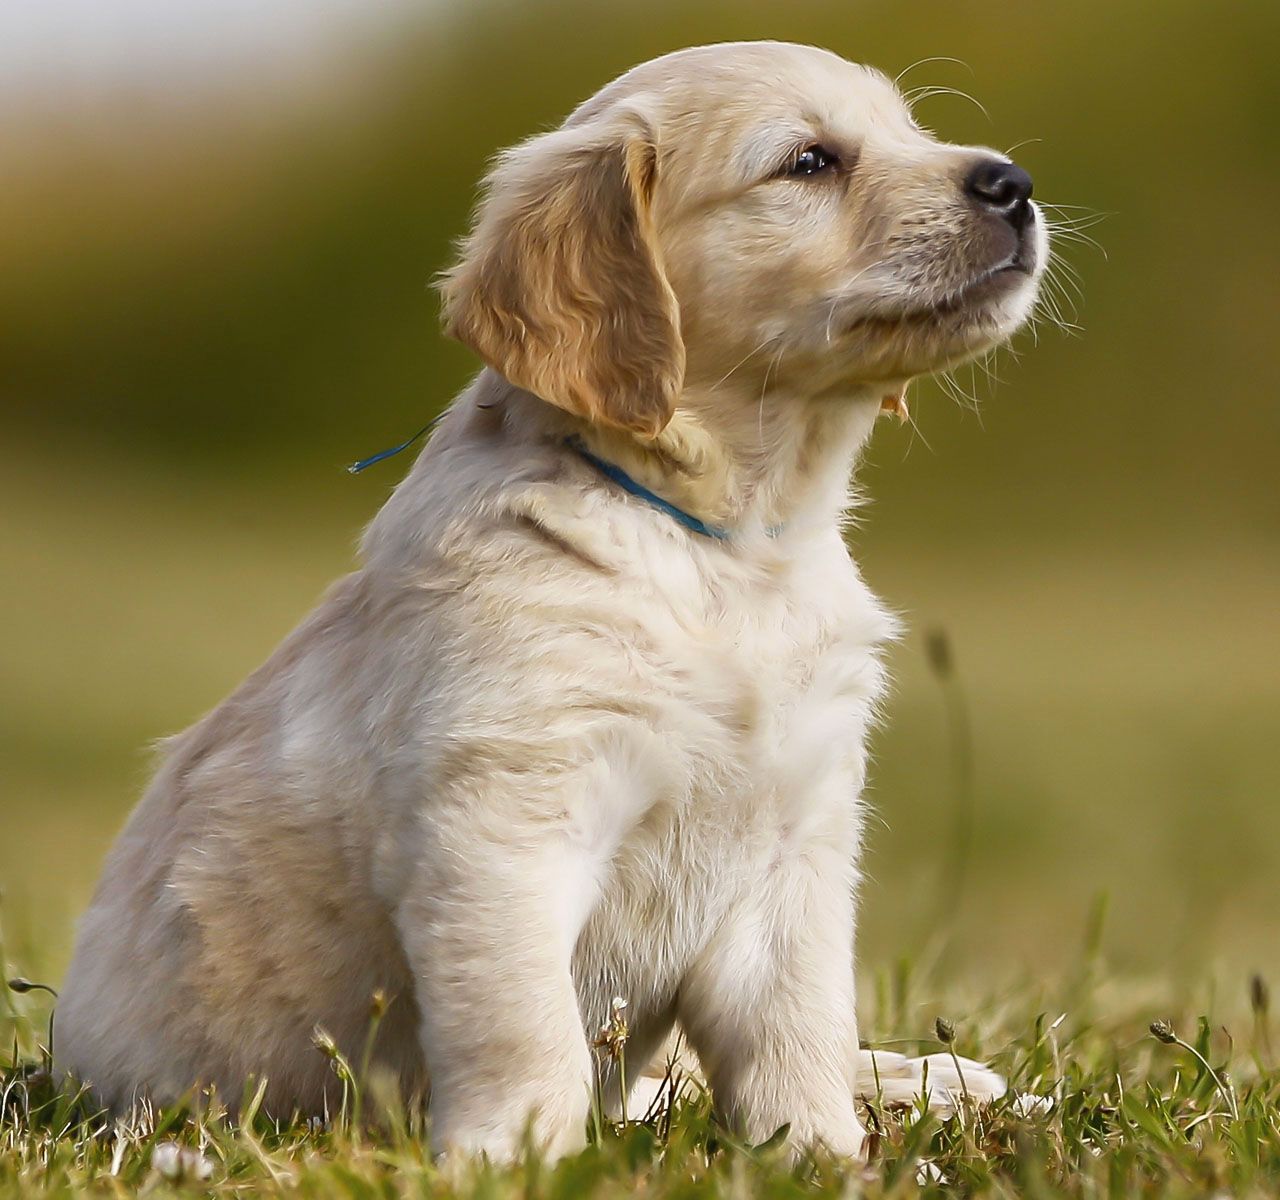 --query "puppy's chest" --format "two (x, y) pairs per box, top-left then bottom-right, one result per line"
(647, 562), (884, 812)
(664, 612), (869, 806)
(576, 562), (887, 998)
